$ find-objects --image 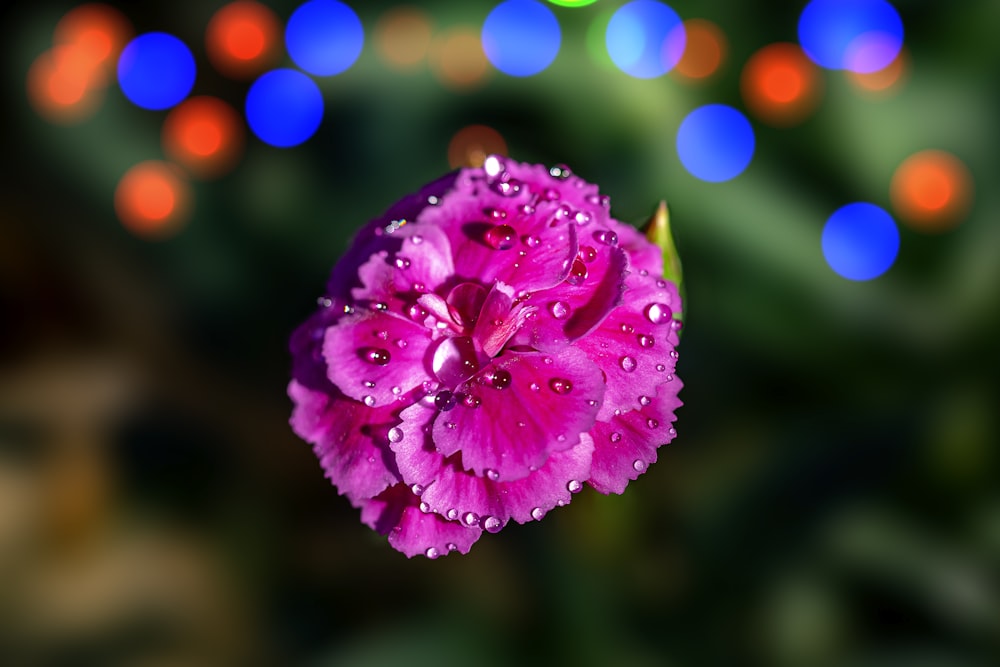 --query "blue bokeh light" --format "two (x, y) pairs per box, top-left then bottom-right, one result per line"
(117, 32), (195, 110)
(606, 0), (685, 79)
(798, 0), (903, 73)
(676, 104), (755, 183)
(482, 0), (561, 77)
(822, 203), (900, 280)
(285, 0), (364, 76)
(245, 69), (324, 148)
